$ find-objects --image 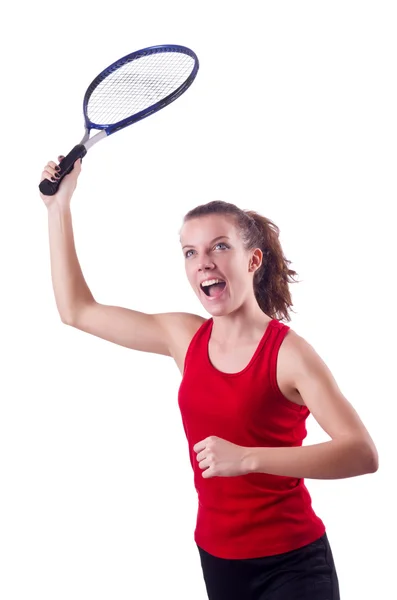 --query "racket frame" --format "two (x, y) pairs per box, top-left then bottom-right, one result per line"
(39, 44), (199, 196)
